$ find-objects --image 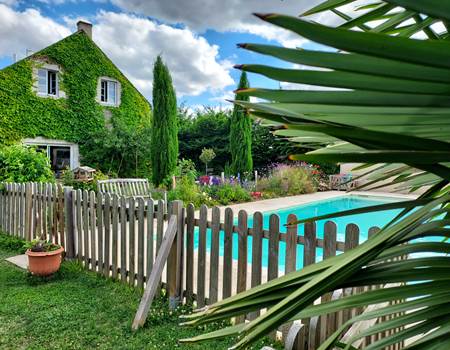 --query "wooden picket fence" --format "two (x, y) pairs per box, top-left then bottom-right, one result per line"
(0, 182), (67, 245)
(0, 182), (403, 349)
